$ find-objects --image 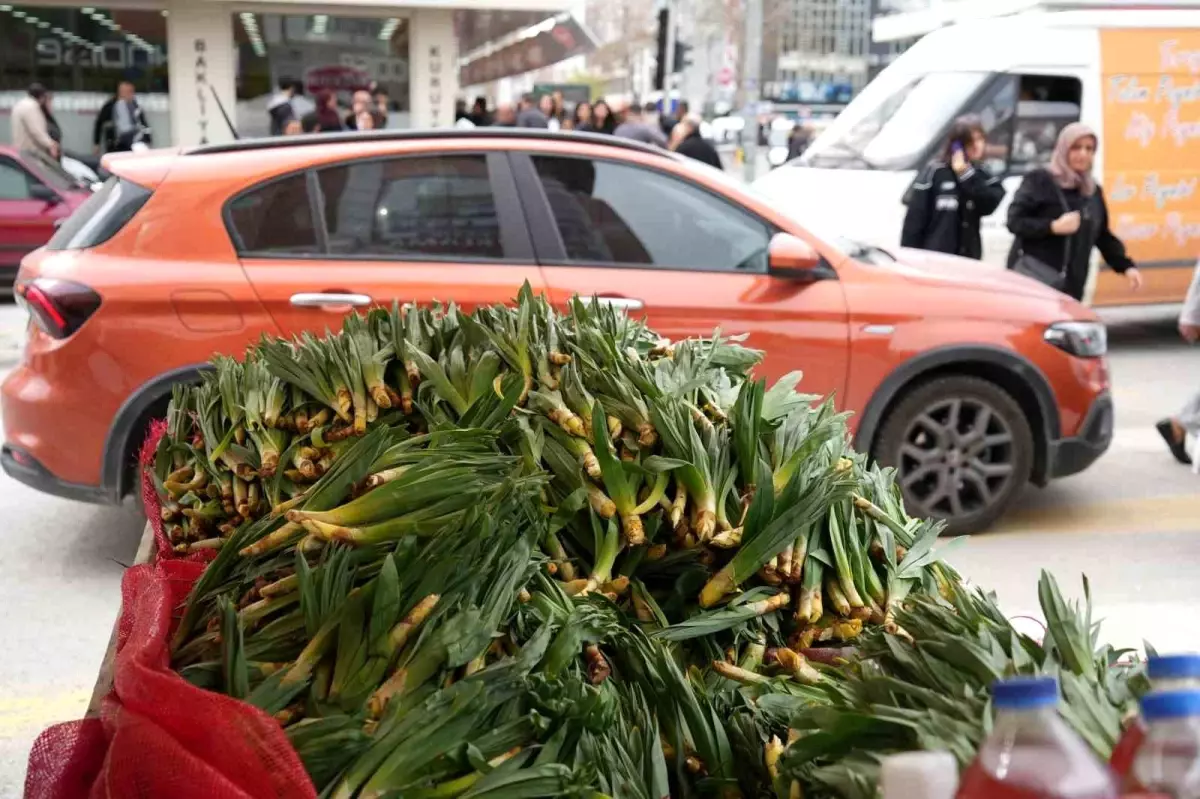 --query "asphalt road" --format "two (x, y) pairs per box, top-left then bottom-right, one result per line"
(0, 301), (1195, 794)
